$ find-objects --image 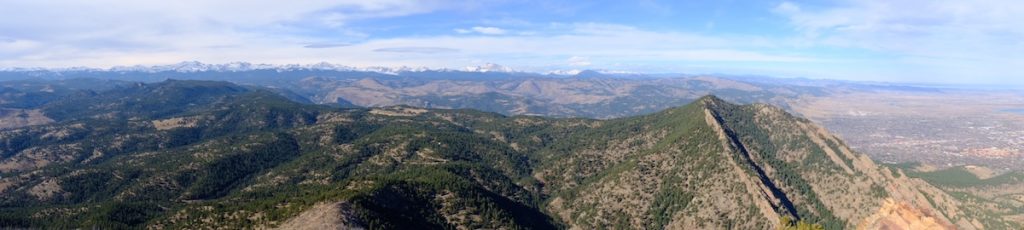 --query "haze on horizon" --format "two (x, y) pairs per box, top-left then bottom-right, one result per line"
(2, 0), (1023, 85)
